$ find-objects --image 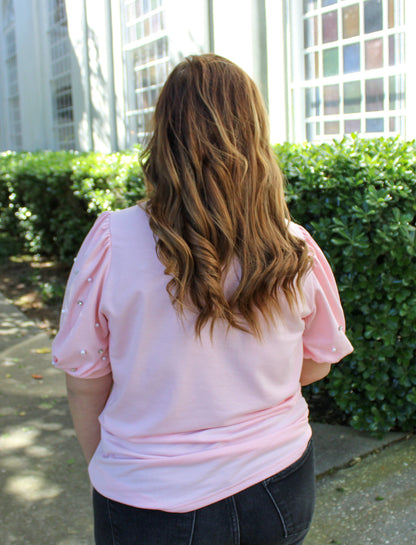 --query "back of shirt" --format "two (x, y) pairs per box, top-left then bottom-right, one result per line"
(52, 205), (353, 512)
